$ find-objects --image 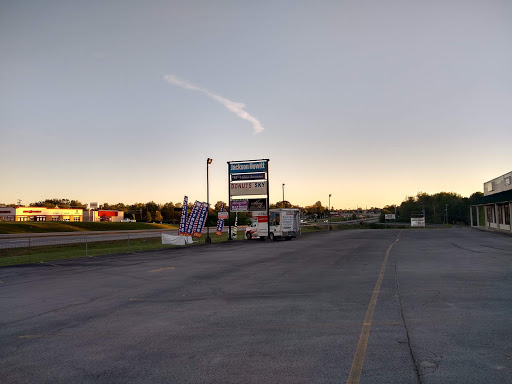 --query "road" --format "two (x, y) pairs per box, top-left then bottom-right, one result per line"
(0, 228), (510, 383)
